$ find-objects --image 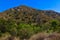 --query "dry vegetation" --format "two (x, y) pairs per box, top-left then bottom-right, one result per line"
(0, 5), (60, 40)
(29, 33), (60, 40)
(0, 32), (60, 40)
(29, 32), (48, 40)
